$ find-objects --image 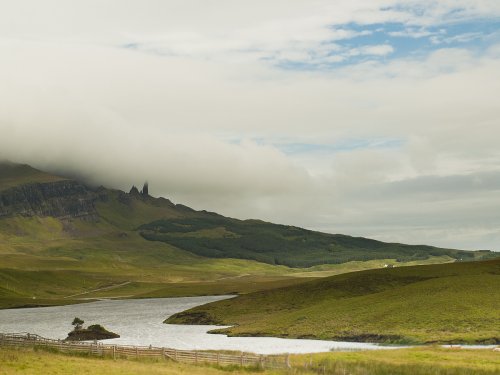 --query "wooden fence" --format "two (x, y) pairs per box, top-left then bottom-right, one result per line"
(0, 332), (289, 369)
